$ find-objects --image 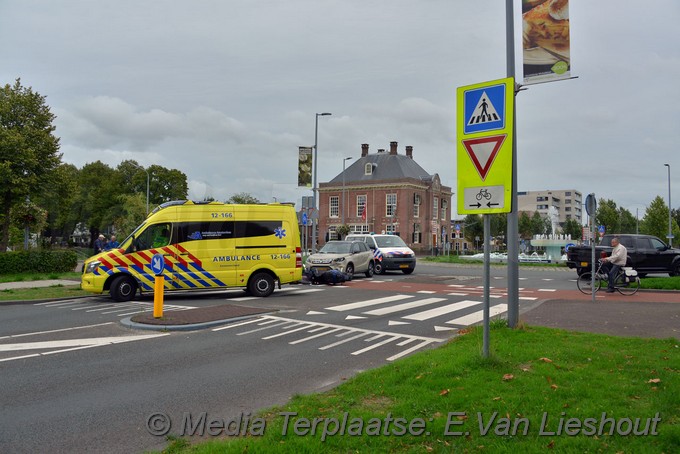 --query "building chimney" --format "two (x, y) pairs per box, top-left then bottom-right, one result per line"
(361, 143), (369, 157)
(405, 146), (413, 159)
(378, 149), (385, 153)
(389, 141), (398, 155)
